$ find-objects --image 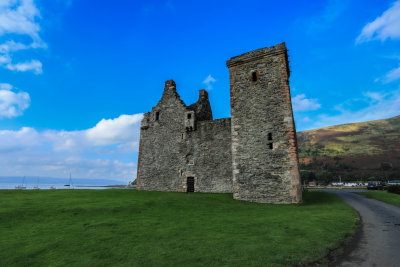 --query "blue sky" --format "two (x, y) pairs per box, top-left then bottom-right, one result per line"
(0, 0), (399, 182)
